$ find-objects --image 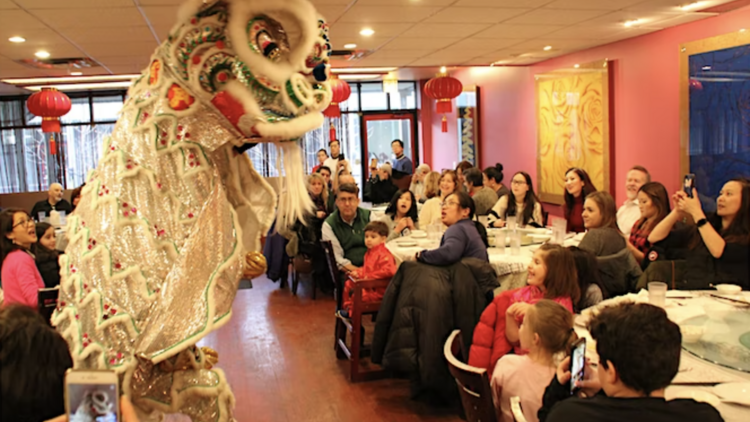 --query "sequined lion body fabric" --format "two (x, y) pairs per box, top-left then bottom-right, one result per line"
(52, 1), (331, 420)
